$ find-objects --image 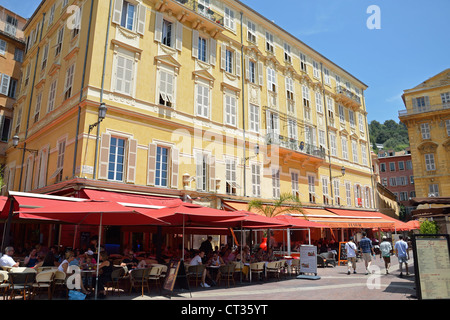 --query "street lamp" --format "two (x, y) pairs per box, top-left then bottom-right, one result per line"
(244, 144), (260, 161)
(12, 135), (38, 154)
(91, 103), (108, 179)
(332, 166), (346, 179)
